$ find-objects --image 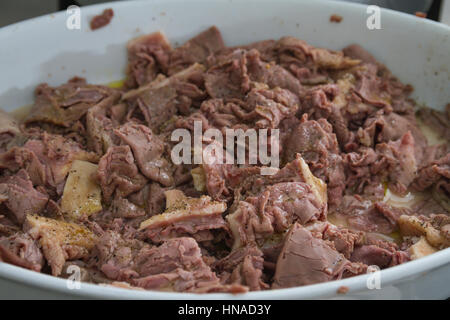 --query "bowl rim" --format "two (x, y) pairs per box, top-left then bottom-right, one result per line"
(1, 248), (448, 299)
(0, 0), (449, 299)
(1, 0), (450, 34)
